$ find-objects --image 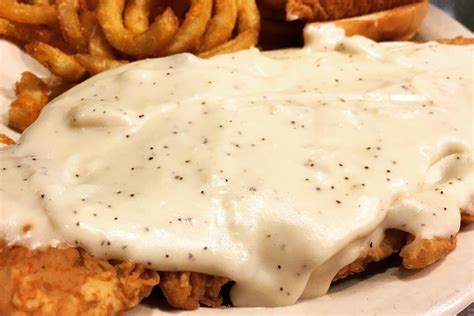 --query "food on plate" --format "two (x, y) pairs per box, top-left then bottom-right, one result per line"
(0, 0), (260, 74)
(0, 24), (473, 313)
(1, 0), (433, 124)
(1, 0), (261, 127)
